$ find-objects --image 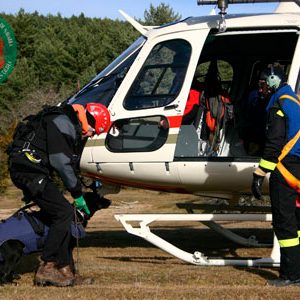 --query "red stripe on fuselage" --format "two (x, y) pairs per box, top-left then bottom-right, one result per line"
(167, 115), (183, 128)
